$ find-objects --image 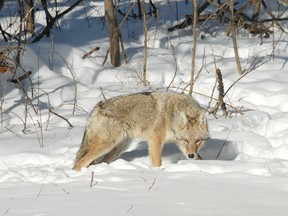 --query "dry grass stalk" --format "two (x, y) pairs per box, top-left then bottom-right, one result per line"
(141, 0), (148, 86)
(166, 41), (178, 91)
(229, 0), (243, 76)
(189, 0), (198, 96)
(90, 171), (94, 187)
